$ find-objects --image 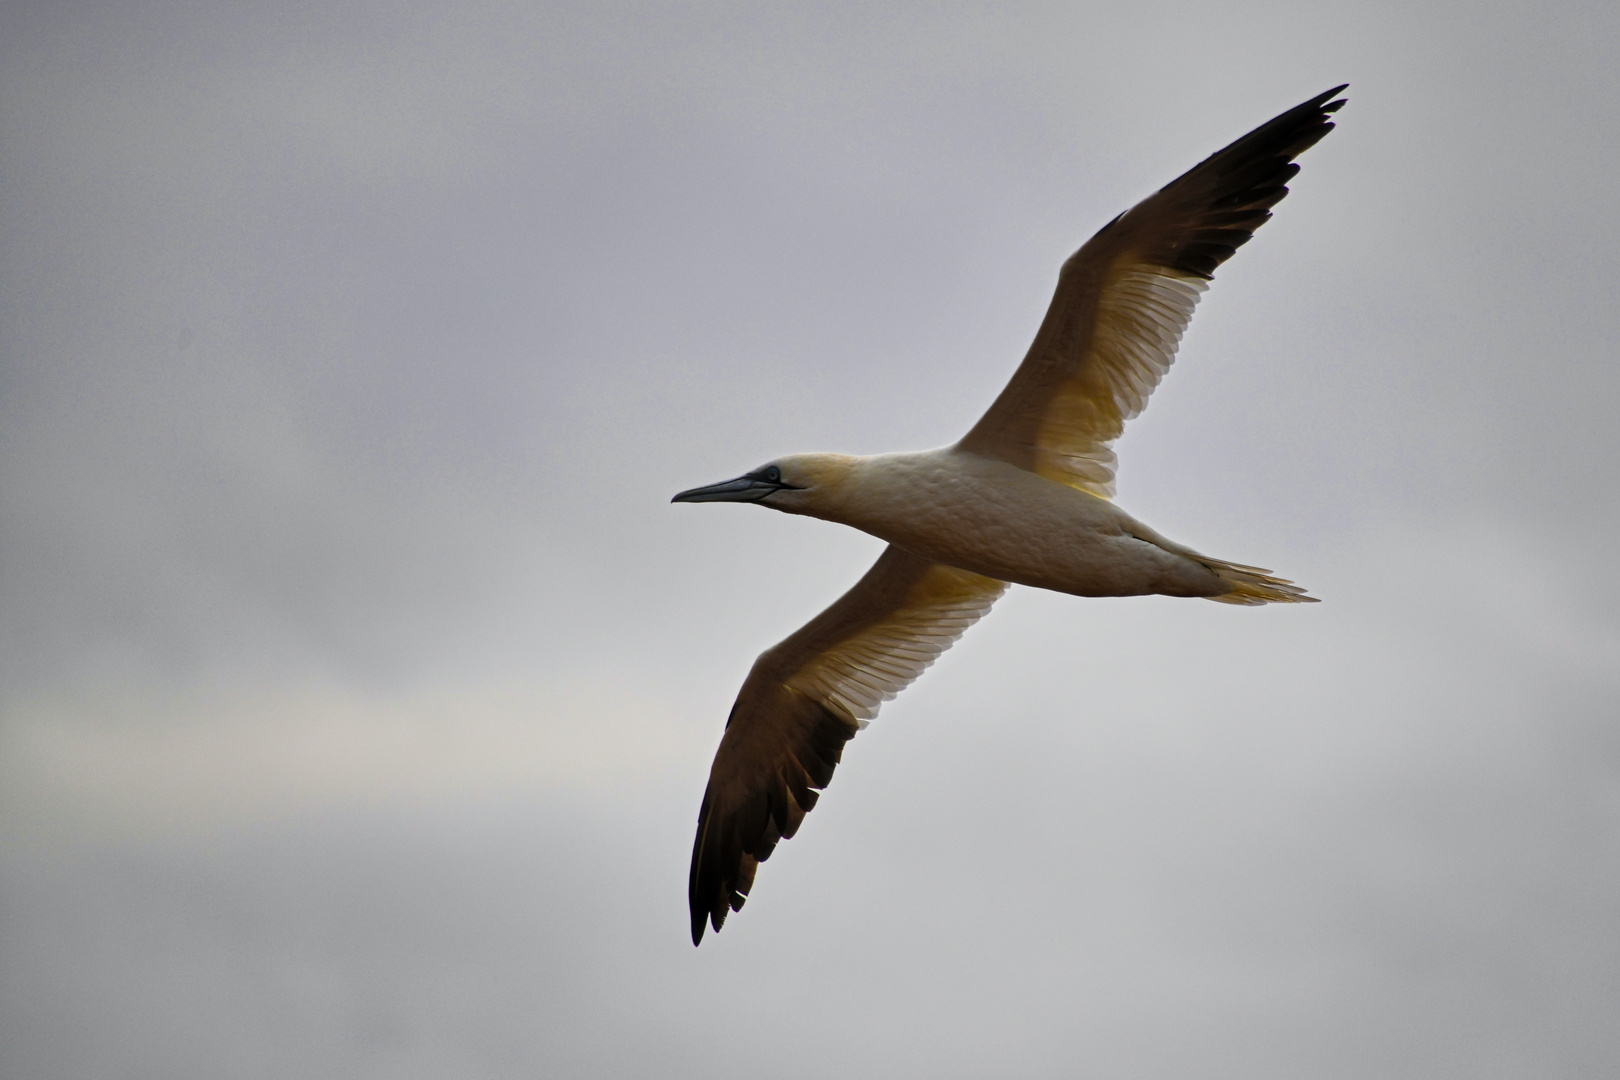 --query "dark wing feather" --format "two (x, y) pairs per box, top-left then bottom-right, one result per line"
(689, 546), (1006, 944)
(958, 86), (1346, 497)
